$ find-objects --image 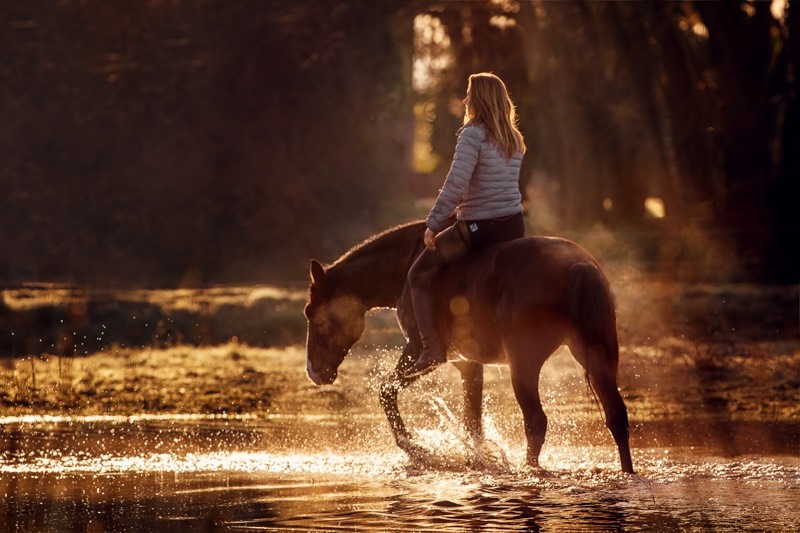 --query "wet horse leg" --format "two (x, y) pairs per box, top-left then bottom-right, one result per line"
(591, 368), (634, 473)
(570, 341), (634, 474)
(508, 362), (547, 467)
(594, 372), (634, 473)
(380, 287), (424, 451)
(453, 361), (484, 441)
(379, 340), (426, 455)
(506, 319), (566, 468)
